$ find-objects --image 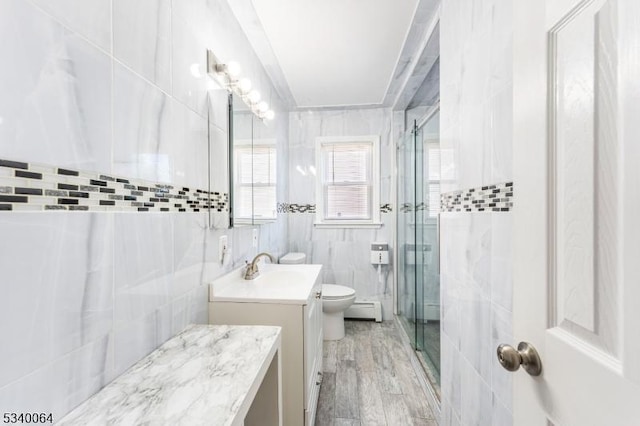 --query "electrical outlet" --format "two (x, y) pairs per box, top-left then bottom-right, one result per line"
(252, 229), (258, 248)
(219, 235), (228, 263)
